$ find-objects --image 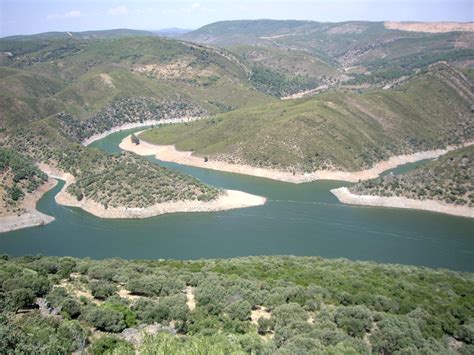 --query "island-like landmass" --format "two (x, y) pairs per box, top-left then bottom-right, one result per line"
(332, 145), (474, 218)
